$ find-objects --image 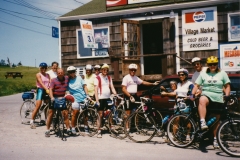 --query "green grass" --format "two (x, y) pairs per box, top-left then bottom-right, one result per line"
(0, 66), (39, 96)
